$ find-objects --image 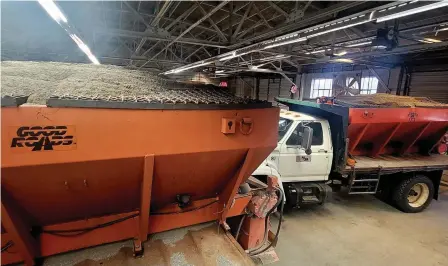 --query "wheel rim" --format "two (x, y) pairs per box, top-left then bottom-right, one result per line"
(407, 183), (430, 208)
